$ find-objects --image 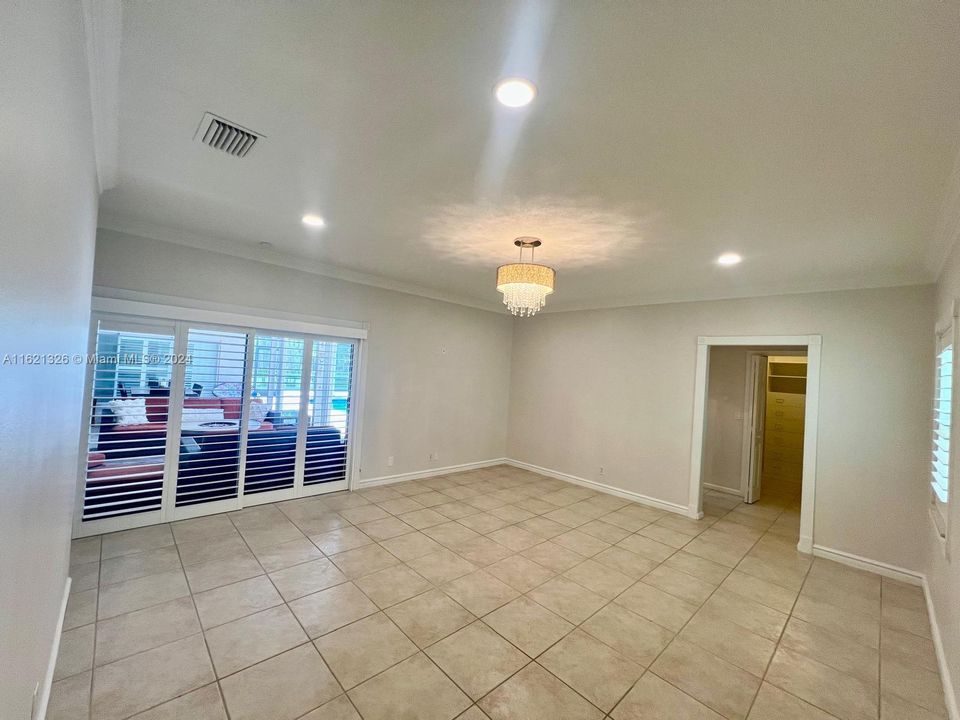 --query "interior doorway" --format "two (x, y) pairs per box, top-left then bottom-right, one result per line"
(688, 335), (821, 553)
